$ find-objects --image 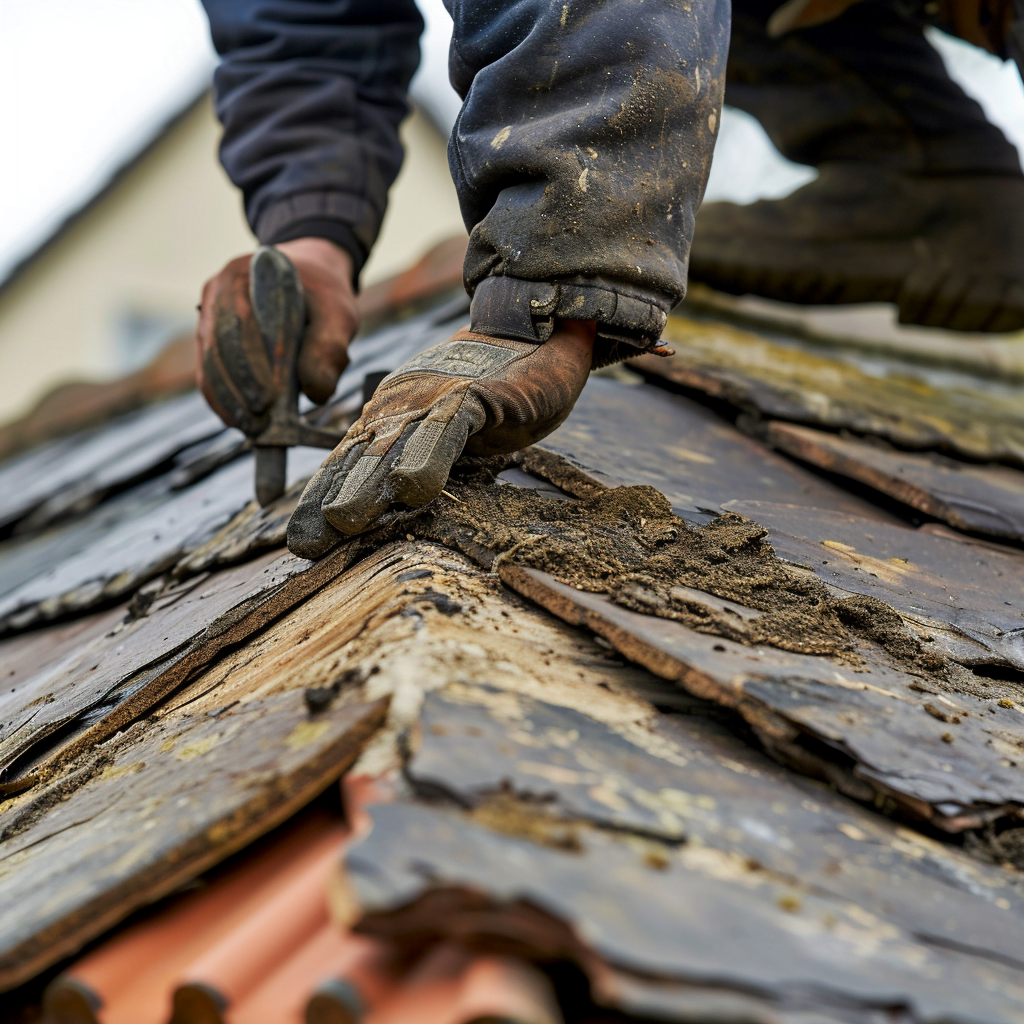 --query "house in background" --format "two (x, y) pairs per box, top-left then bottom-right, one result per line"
(0, 0), (1020, 426)
(0, 0), (469, 426)
(0, 92), (464, 425)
